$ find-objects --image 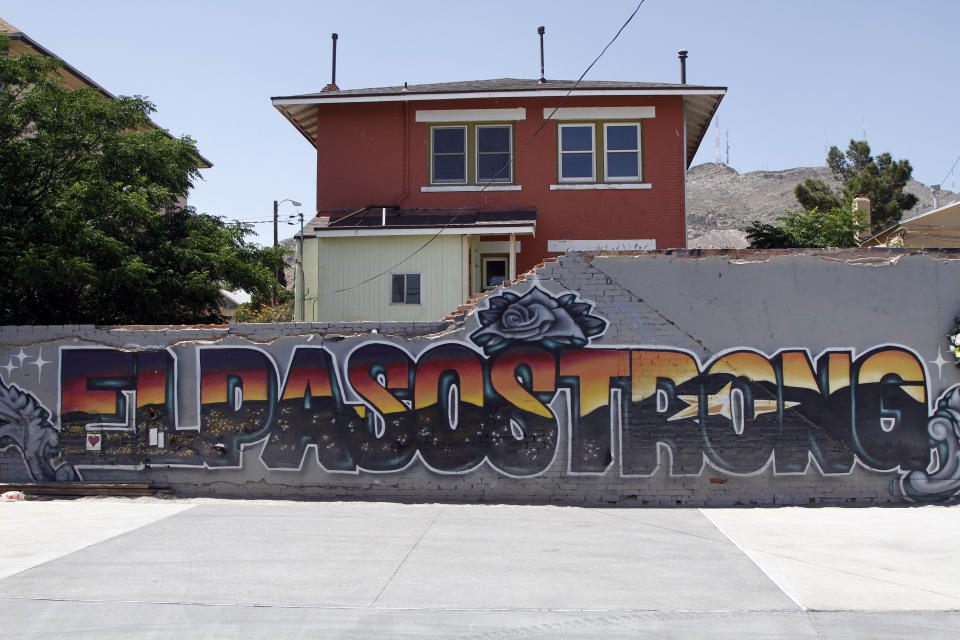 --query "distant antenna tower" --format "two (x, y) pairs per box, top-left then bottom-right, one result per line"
(715, 116), (721, 164)
(824, 130), (828, 155)
(725, 130), (730, 166)
(862, 116), (867, 140)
